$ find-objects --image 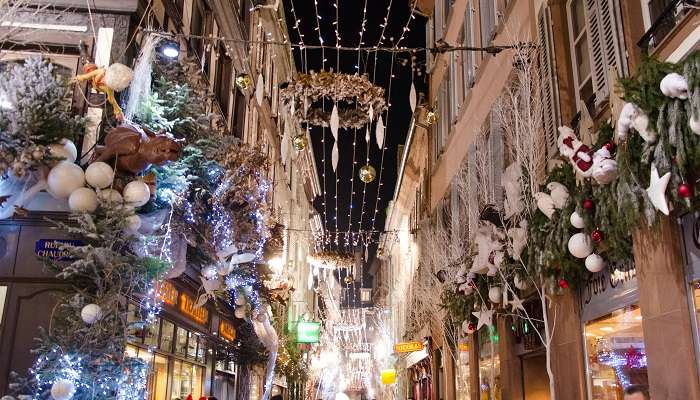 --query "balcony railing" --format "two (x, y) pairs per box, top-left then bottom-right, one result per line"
(638, 0), (697, 52)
